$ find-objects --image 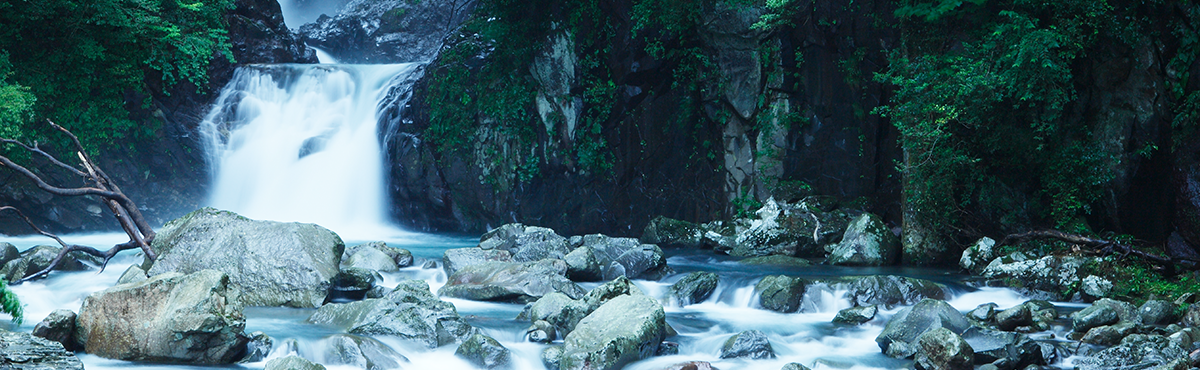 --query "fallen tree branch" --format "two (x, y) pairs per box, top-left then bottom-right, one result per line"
(0, 207), (138, 283)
